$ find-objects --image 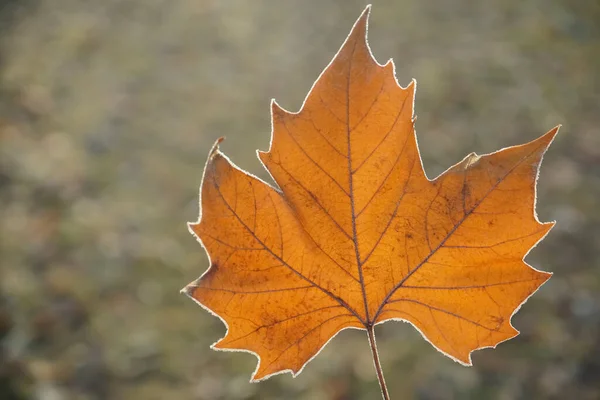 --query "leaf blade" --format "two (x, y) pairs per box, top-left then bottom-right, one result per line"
(184, 6), (557, 380)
